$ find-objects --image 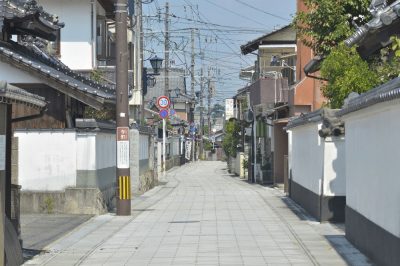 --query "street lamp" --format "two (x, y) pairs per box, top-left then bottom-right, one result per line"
(169, 87), (180, 99)
(142, 56), (163, 95)
(149, 55), (163, 75)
